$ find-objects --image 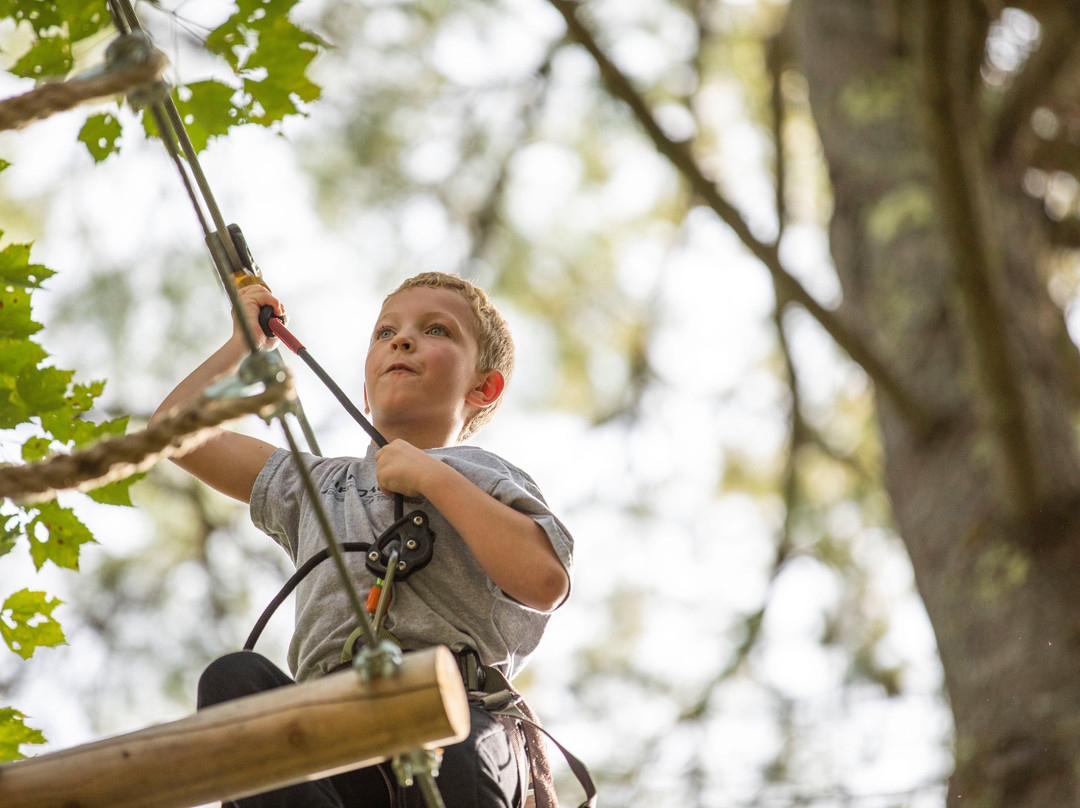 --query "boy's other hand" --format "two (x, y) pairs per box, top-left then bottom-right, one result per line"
(374, 439), (440, 498)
